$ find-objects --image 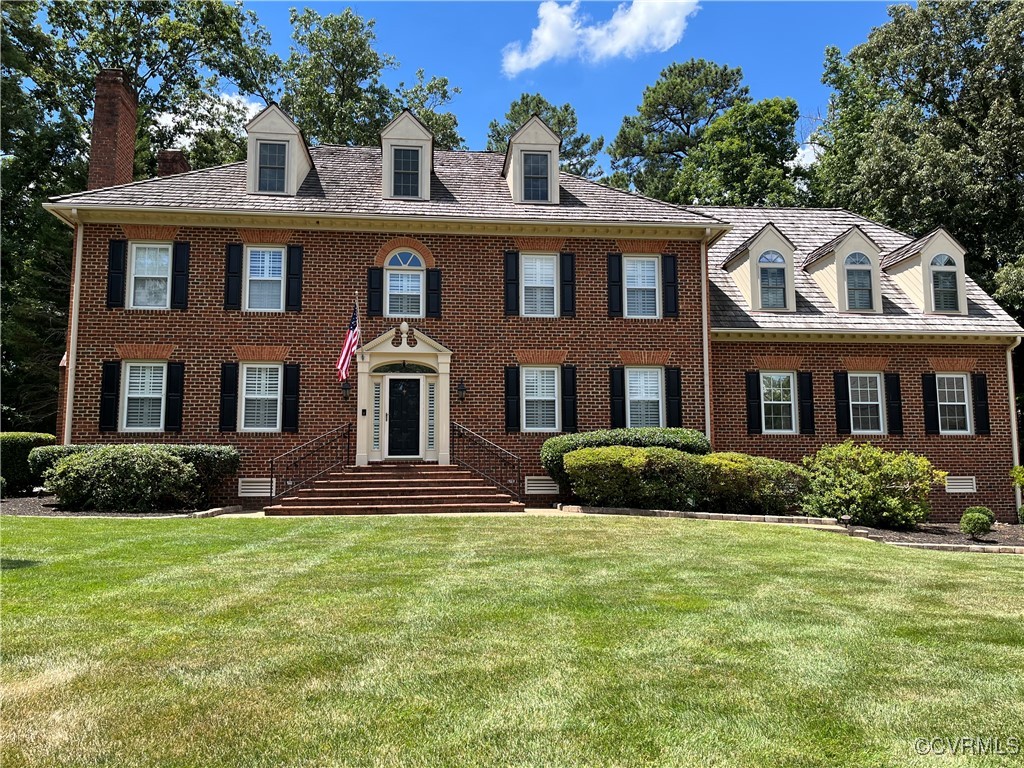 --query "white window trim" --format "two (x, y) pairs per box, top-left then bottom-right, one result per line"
(255, 140), (289, 196)
(760, 371), (797, 434)
(120, 360), (167, 433)
(384, 268), (425, 319)
(243, 245), (286, 313)
(391, 145), (422, 199)
(521, 366), (560, 433)
(520, 149), (553, 204)
(848, 372), (886, 435)
(127, 242), (172, 310)
(623, 255), (661, 319)
(239, 362), (283, 433)
(520, 253), (558, 317)
(625, 367), (665, 428)
(930, 259), (960, 314)
(936, 372), (972, 435)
